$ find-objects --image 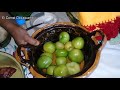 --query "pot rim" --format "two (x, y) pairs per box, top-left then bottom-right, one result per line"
(32, 22), (91, 38)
